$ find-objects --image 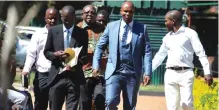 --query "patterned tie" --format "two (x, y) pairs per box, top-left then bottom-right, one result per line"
(122, 24), (129, 44)
(64, 30), (70, 49)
